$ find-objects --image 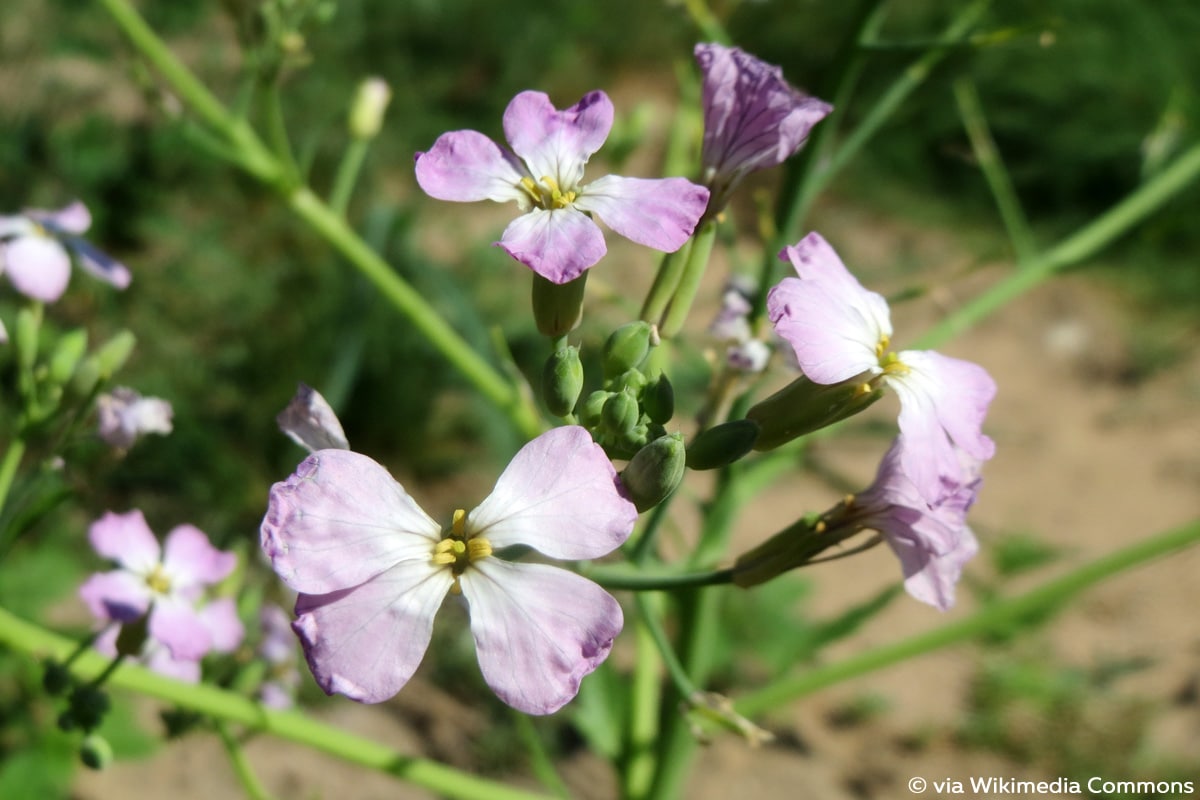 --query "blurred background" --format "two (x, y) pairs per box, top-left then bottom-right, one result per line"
(2, 0), (1198, 797)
